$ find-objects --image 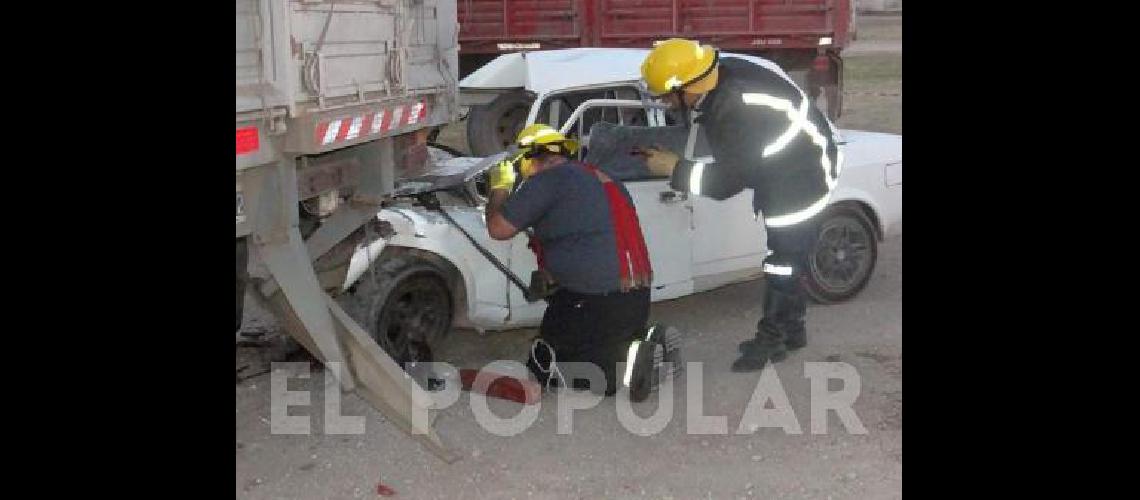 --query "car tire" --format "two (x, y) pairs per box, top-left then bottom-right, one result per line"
(466, 90), (533, 157)
(341, 257), (453, 367)
(803, 208), (878, 304)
